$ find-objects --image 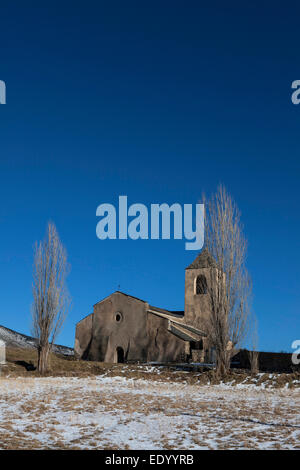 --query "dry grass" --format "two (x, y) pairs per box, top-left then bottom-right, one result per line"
(0, 374), (299, 450)
(2, 347), (299, 389)
(3, 347), (109, 377)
